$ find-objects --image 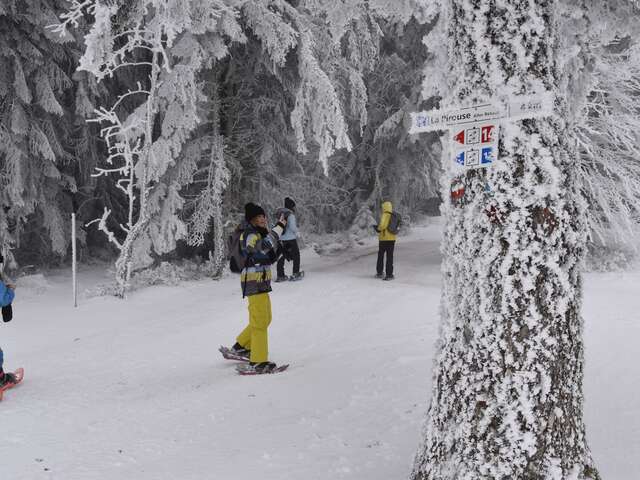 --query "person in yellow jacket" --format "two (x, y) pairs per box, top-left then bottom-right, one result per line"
(374, 200), (397, 280)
